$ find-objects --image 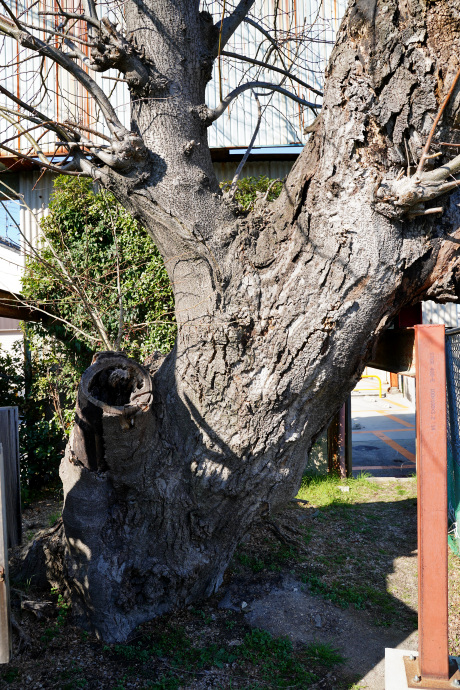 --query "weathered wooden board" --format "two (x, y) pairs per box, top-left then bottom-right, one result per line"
(0, 443), (12, 663)
(0, 408), (21, 547)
